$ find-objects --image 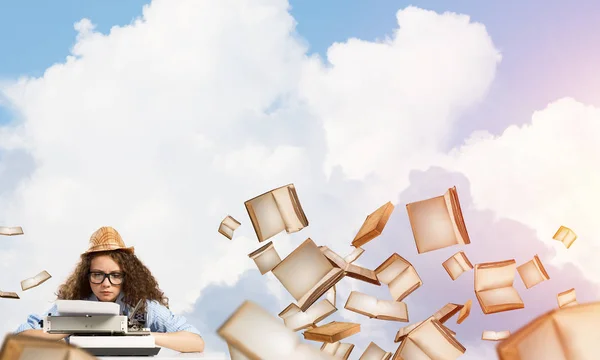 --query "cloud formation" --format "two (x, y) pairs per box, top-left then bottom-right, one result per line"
(4, 0), (594, 358)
